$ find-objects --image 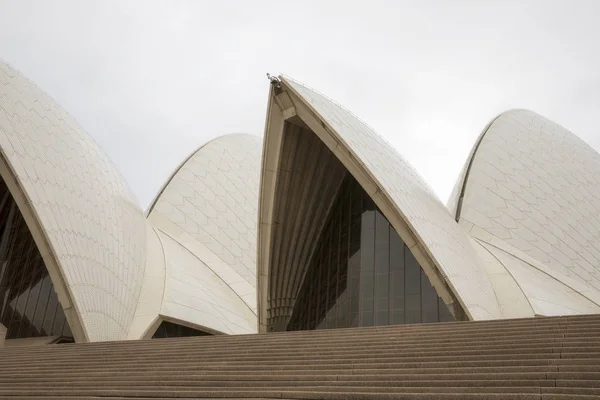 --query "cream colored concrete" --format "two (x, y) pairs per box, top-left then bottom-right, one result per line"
(257, 89), (286, 332)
